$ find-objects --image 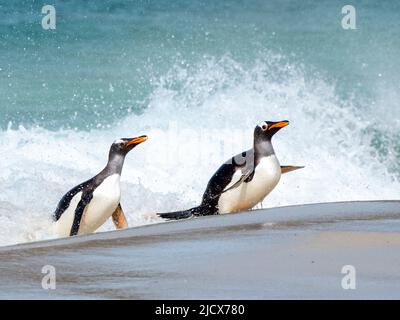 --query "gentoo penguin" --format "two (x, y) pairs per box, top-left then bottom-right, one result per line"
(53, 135), (148, 237)
(158, 121), (303, 220)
